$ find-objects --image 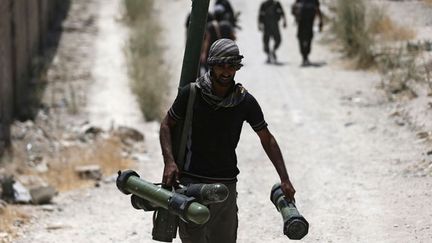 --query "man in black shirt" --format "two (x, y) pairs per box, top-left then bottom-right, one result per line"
(215, 0), (237, 28)
(292, 0), (323, 66)
(160, 39), (296, 243)
(258, 0), (287, 64)
(200, 5), (236, 75)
